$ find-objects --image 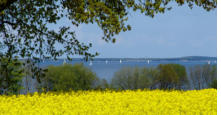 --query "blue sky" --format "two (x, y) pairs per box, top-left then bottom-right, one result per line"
(68, 3), (217, 58)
